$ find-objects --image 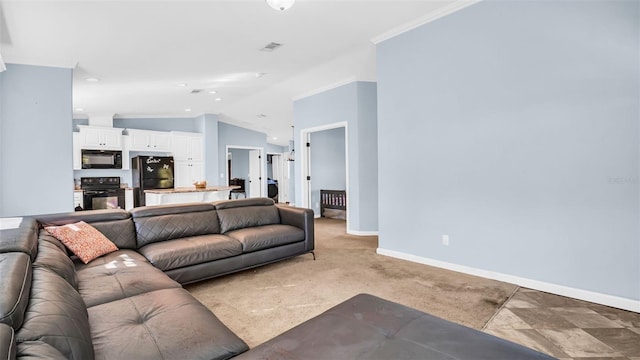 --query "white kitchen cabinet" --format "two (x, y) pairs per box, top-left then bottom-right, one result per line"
(171, 132), (203, 162)
(125, 188), (134, 210)
(174, 161), (205, 188)
(127, 129), (171, 152)
(73, 191), (84, 210)
(77, 125), (122, 150)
